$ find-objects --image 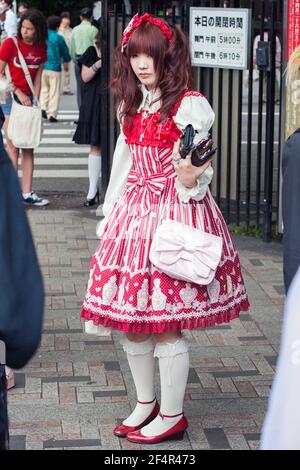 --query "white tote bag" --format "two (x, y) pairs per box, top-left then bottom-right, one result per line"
(7, 37), (42, 149)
